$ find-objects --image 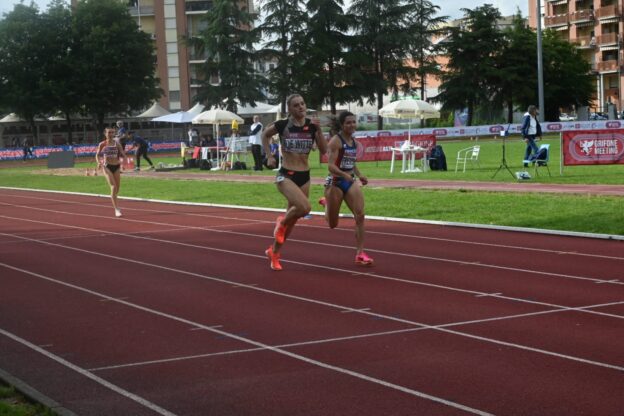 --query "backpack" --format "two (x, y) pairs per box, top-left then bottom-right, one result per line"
(428, 145), (447, 171)
(199, 159), (212, 170)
